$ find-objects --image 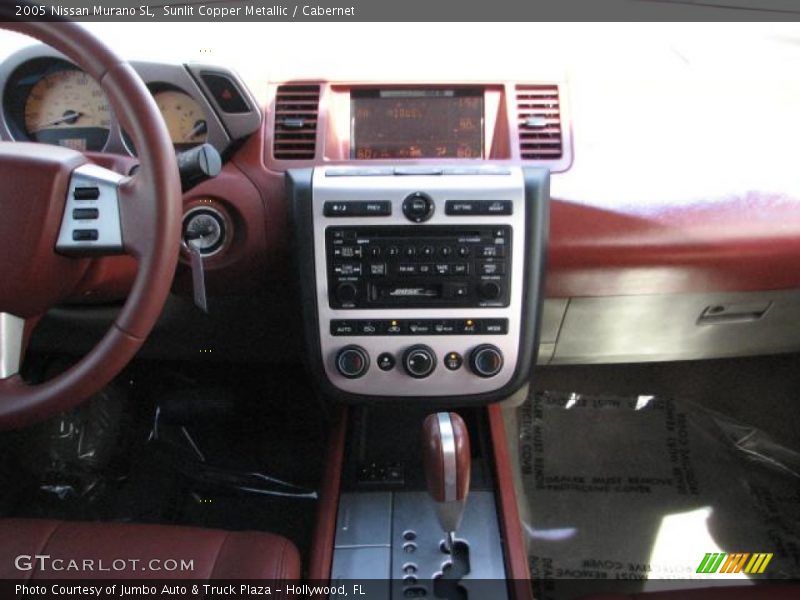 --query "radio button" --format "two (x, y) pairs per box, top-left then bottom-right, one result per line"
(478, 281), (503, 300)
(335, 282), (359, 304)
(457, 246), (470, 257)
(324, 201), (392, 217)
(451, 284), (470, 298)
(403, 345), (437, 379)
(480, 246), (505, 258)
(369, 263), (387, 276)
(333, 245), (363, 258)
(323, 202), (350, 216)
(334, 263), (363, 276)
(370, 246), (382, 258)
(362, 201), (392, 216)
(440, 246), (453, 257)
(444, 200), (512, 216)
(387, 246), (400, 257)
(402, 192), (434, 223)
(336, 346), (370, 379)
(444, 200), (477, 215)
(478, 261), (505, 276)
(484, 200), (512, 215)
(397, 264), (418, 275)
